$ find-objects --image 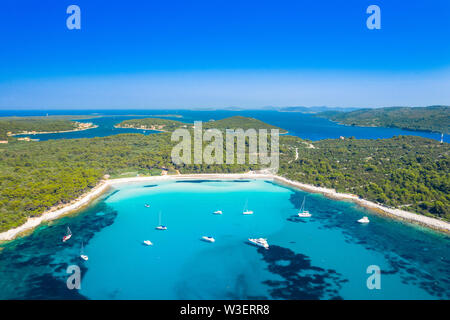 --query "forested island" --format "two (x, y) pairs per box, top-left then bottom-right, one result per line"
(116, 117), (187, 132)
(317, 106), (449, 133)
(0, 116), (448, 233)
(116, 116), (287, 133)
(0, 117), (97, 140)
